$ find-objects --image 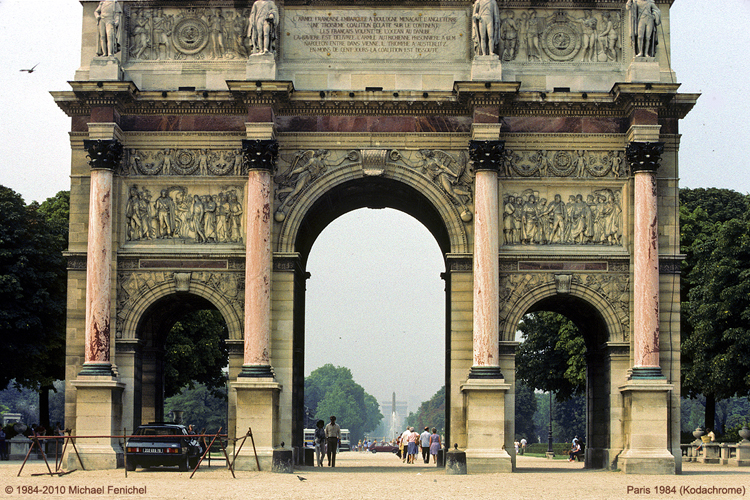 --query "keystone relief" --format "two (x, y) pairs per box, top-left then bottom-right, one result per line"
(125, 184), (244, 244)
(273, 149), (474, 223)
